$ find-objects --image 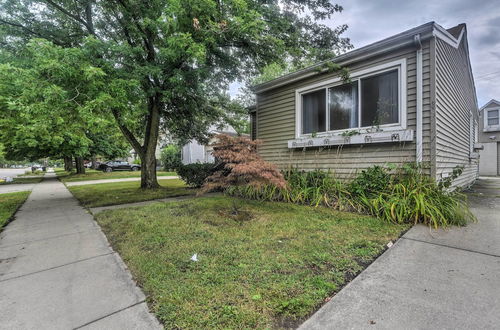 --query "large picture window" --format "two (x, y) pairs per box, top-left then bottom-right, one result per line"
(298, 65), (403, 136)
